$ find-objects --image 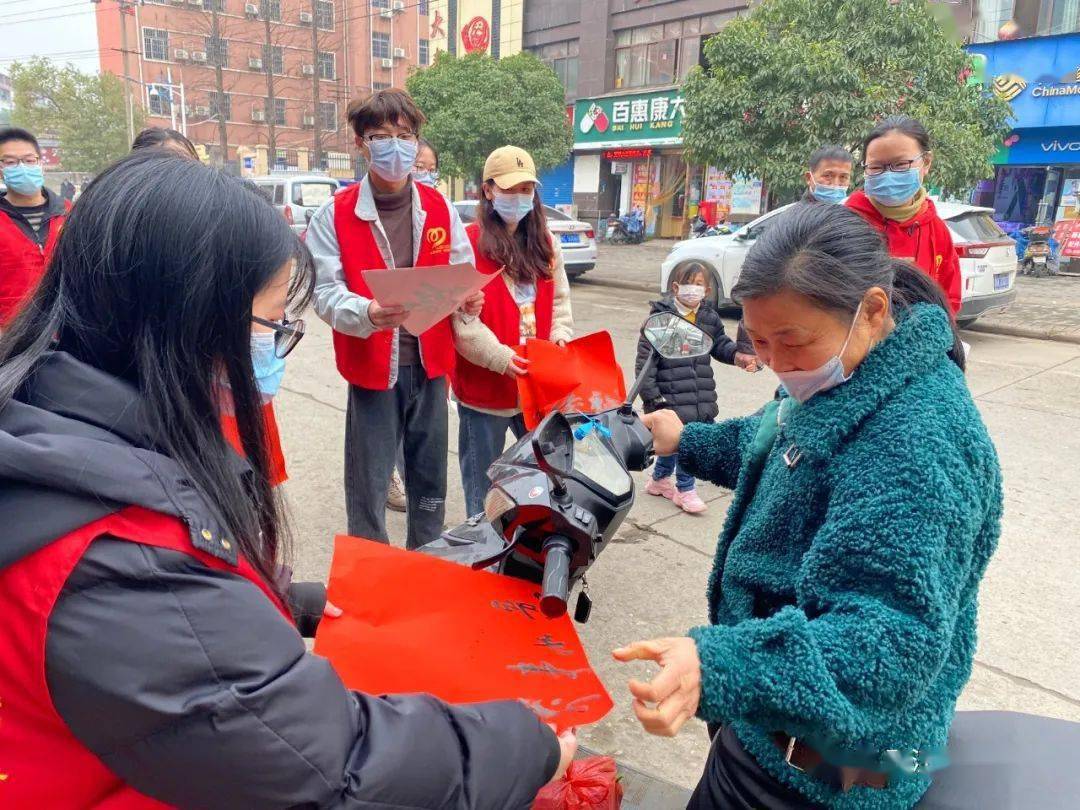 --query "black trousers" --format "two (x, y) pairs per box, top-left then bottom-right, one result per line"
(344, 367), (448, 550)
(687, 726), (826, 810)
